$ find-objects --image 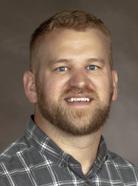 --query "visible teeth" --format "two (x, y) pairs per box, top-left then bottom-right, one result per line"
(69, 97), (90, 102)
